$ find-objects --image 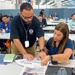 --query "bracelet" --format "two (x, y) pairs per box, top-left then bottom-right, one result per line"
(39, 49), (45, 52)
